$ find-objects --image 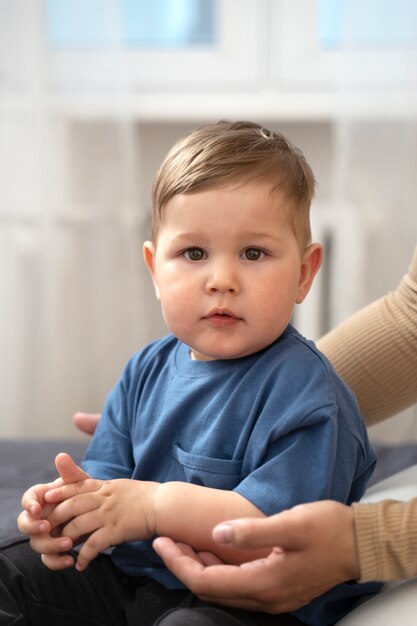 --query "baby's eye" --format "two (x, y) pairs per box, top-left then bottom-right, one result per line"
(183, 247), (206, 261)
(242, 248), (264, 261)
